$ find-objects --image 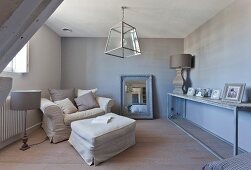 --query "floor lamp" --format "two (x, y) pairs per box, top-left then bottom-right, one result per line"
(10, 90), (41, 151)
(170, 54), (193, 94)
